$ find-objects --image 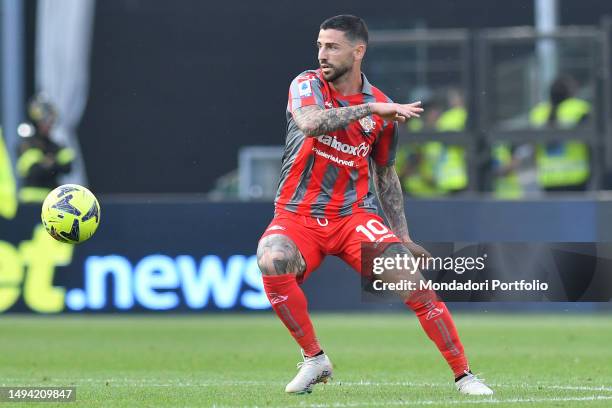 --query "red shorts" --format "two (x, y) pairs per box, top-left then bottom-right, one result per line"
(259, 209), (401, 282)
